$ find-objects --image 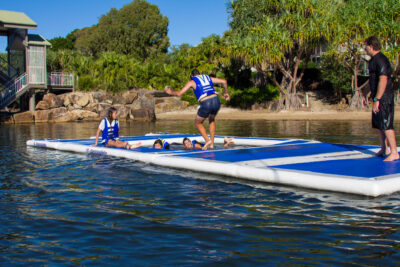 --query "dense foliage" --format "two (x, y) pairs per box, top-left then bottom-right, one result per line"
(46, 0), (400, 109)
